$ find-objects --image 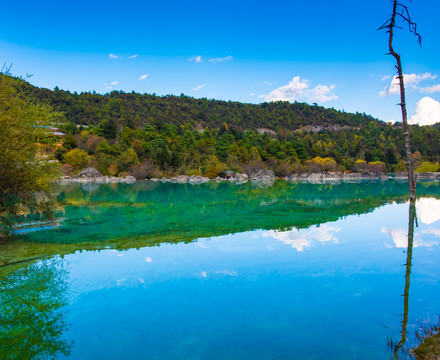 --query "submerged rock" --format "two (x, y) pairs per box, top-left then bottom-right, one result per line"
(286, 171), (393, 183)
(285, 173), (298, 181)
(228, 173), (248, 184)
(234, 173), (248, 181)
(188, 175), (210, 185)
(170, 175), (189, 183)
(250, 169), (275, 188)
